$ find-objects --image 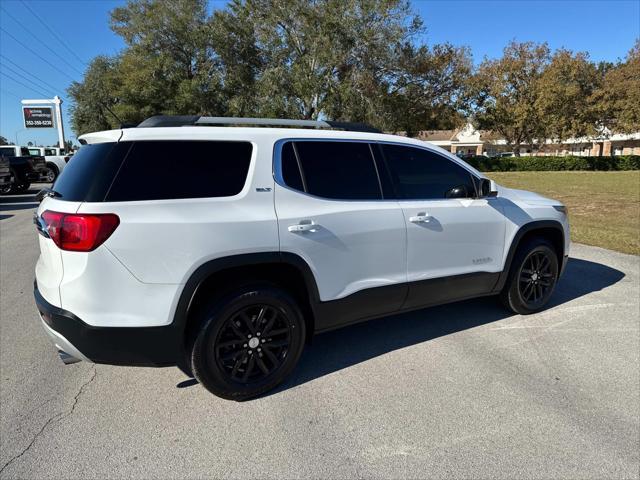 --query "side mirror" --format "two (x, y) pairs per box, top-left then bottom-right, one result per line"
(478, 178), (498, 198)
(445, 185), (471, 199)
